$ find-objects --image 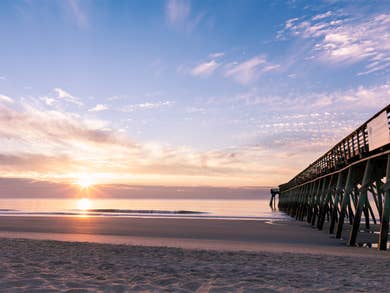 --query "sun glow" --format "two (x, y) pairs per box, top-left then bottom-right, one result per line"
(75, 175), (95, 189)
(77, 198), (91, 211)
